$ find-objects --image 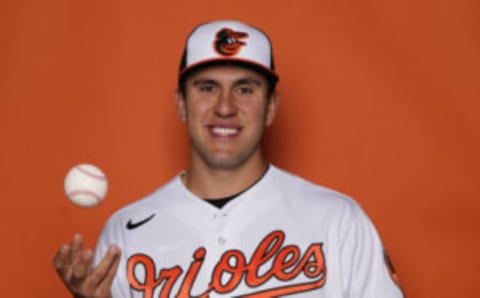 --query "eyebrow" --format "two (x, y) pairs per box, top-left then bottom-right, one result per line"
(191, 77), (263, 88)
(235, 78), (263, 86)
(192, 79), (218, 86)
